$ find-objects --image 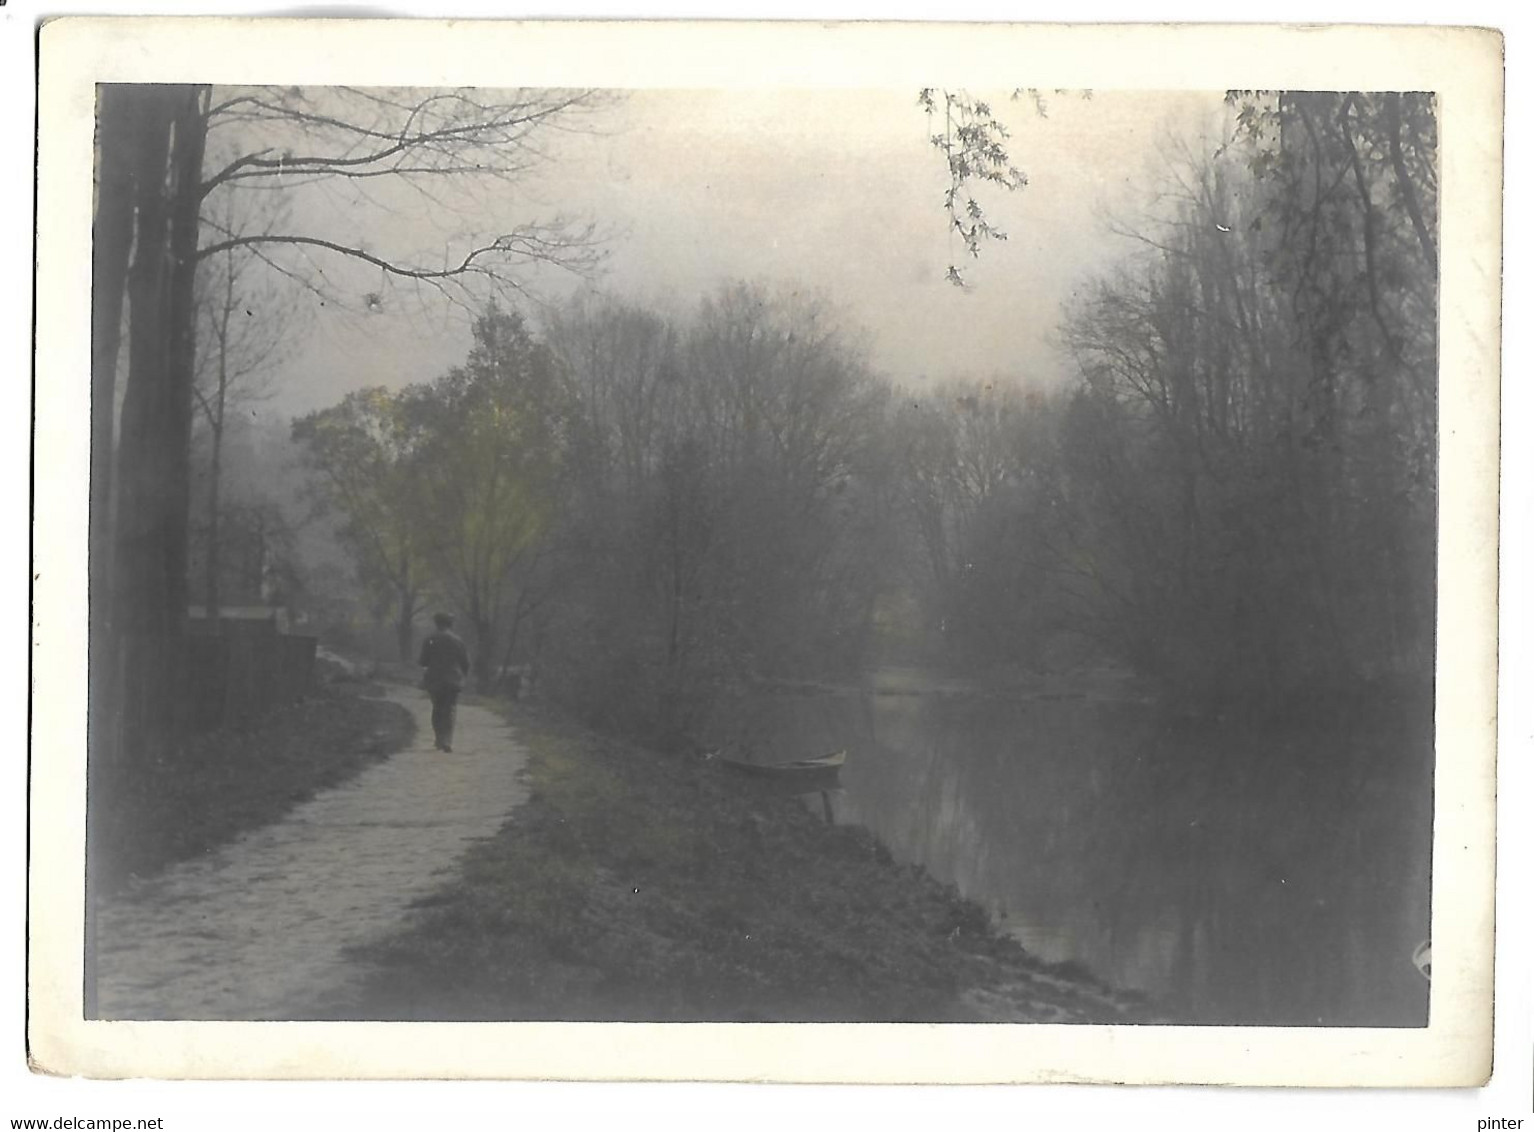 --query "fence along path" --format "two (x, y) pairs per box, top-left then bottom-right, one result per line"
(92, 687), (528, 1020)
